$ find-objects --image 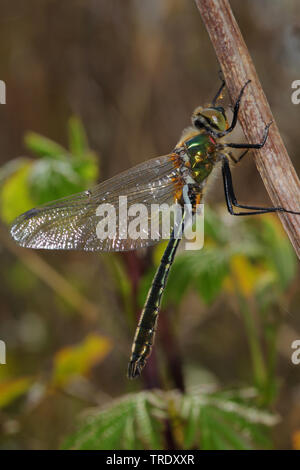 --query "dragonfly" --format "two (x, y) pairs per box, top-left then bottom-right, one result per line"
(10, 78), (300, 379)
